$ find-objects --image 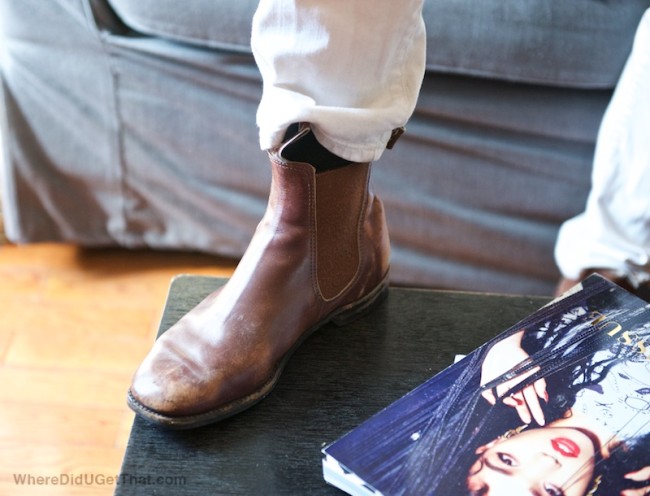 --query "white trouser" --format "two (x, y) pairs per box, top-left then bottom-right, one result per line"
(555, 9), (650, 286)
(251, 0), (427, 163)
